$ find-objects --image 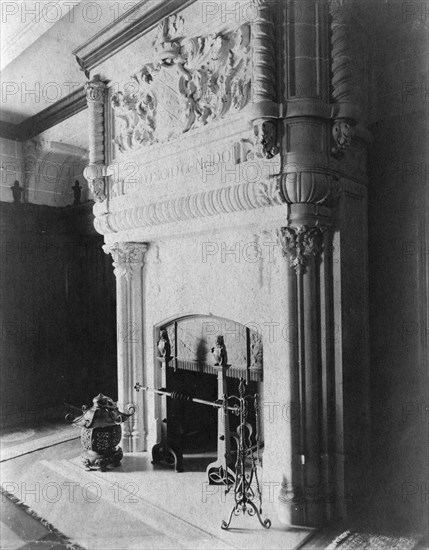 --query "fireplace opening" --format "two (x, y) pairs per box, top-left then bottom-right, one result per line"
(155, 315), (264, 467)
(167, 369), (218, 453)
